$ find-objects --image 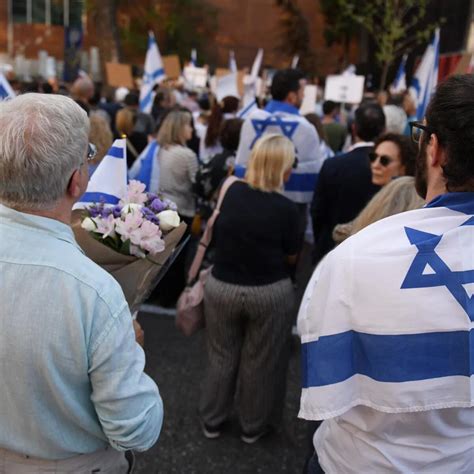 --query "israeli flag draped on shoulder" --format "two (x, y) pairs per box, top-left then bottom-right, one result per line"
(389, 54), (407, 94)
(409, 28), (440, 120)
(298, 192), (474, 420)
(139, 31), (166, 114)
(237, 98), (258, 119)
(128, 139), (160, 192)
(73, 139), (128, 209)
(0, 73), (16, 101)
(235, 100), (322, 203)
